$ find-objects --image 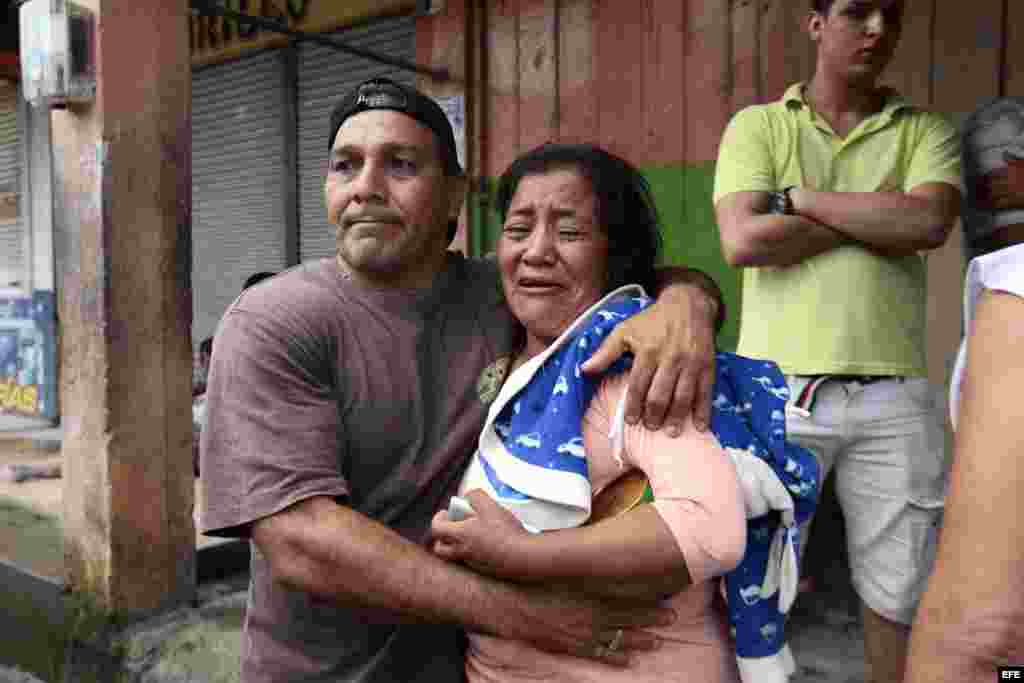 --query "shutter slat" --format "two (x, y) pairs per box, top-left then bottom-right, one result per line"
(191, 50), (288, 346)
(0, 85), (23, 285)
